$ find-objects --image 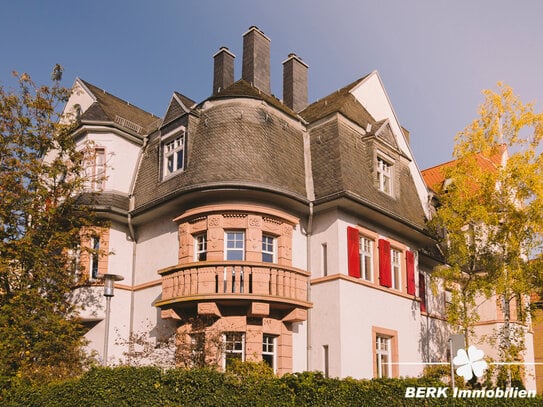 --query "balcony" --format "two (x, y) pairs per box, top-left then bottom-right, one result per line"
(155, 261), (311, 316)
